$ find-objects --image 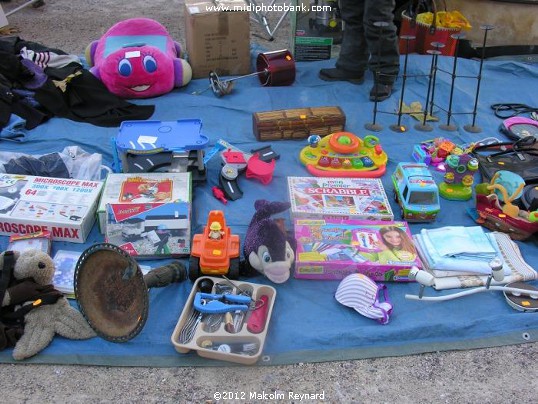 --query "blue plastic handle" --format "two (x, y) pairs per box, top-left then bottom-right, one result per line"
(193, 292), (250, 314)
